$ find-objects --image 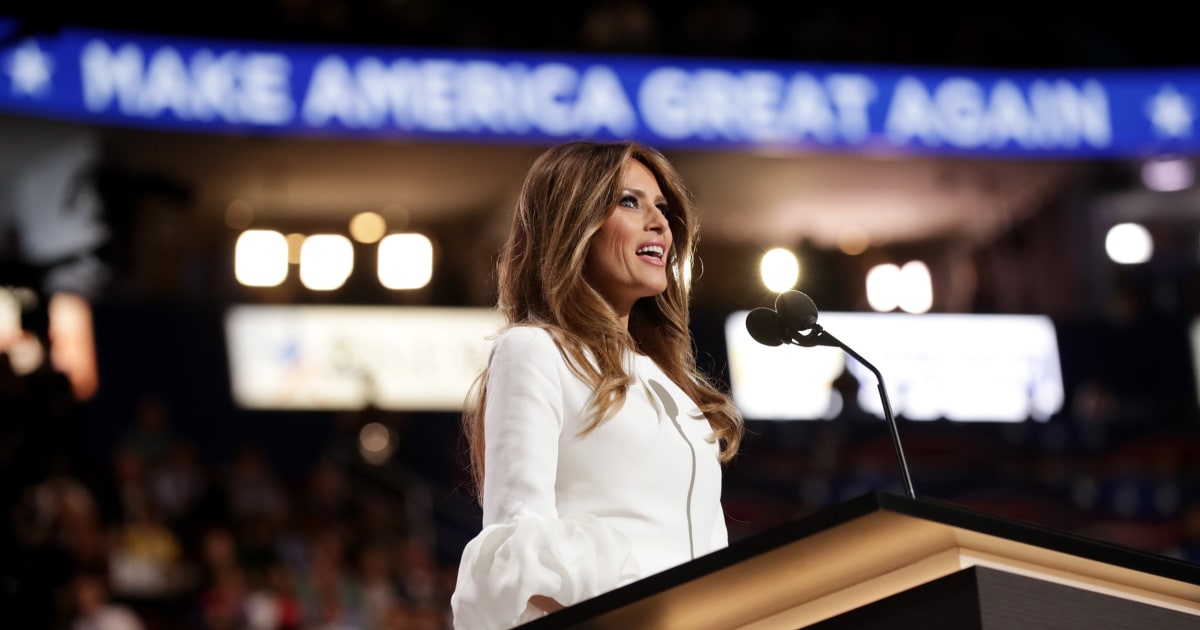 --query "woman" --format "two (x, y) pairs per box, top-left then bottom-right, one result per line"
(451, 140), (743, 629)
